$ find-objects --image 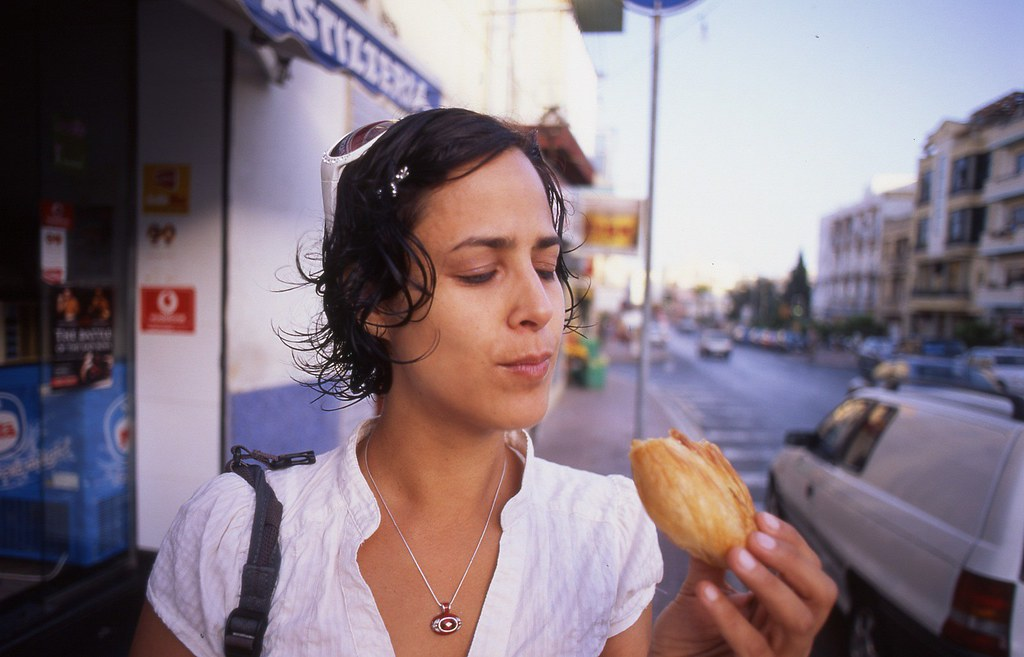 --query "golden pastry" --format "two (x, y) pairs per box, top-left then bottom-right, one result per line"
(629, 428), (757, 569)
